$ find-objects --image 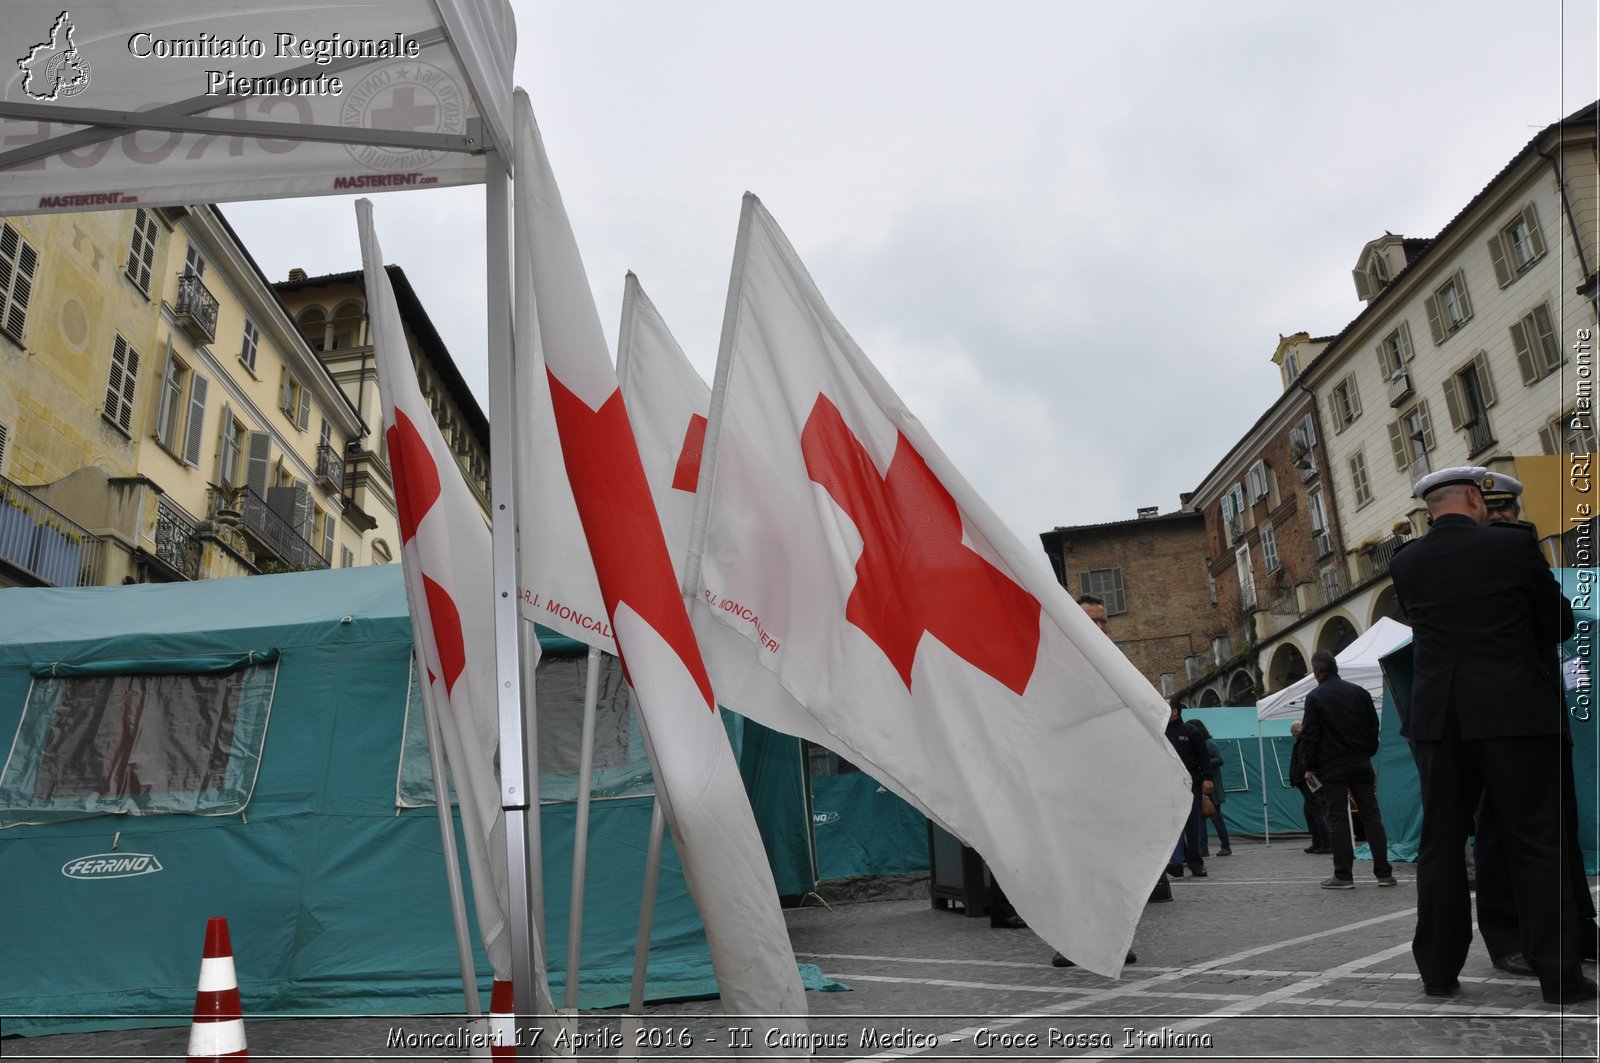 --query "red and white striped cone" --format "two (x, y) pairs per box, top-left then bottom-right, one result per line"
(187, 917), (248, 1061)
(488, 979), (516, 1060)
